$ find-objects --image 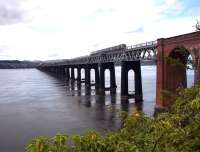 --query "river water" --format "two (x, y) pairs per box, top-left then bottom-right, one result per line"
(0, 66), (194, 151)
